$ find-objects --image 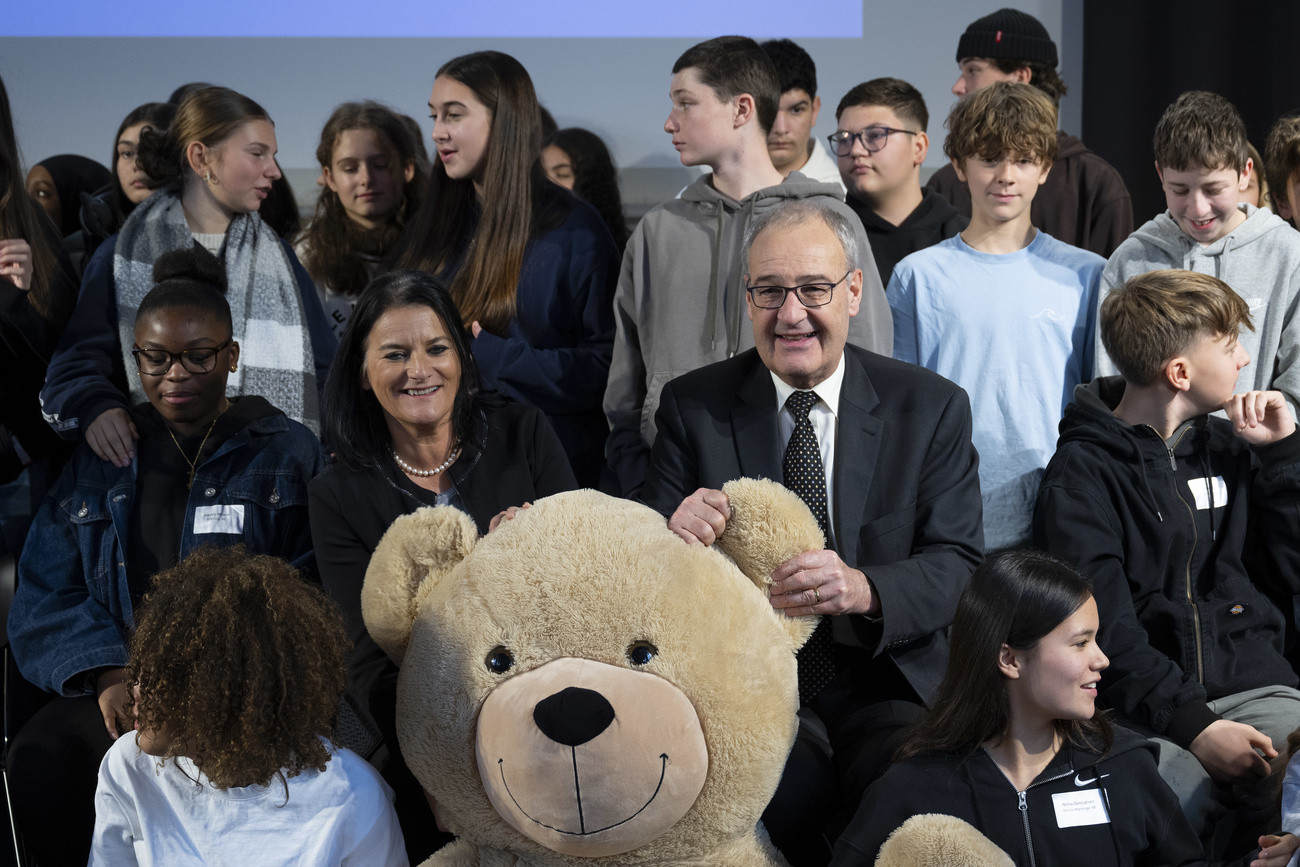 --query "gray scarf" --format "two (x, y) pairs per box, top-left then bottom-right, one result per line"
(113, 186), (320, 434)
